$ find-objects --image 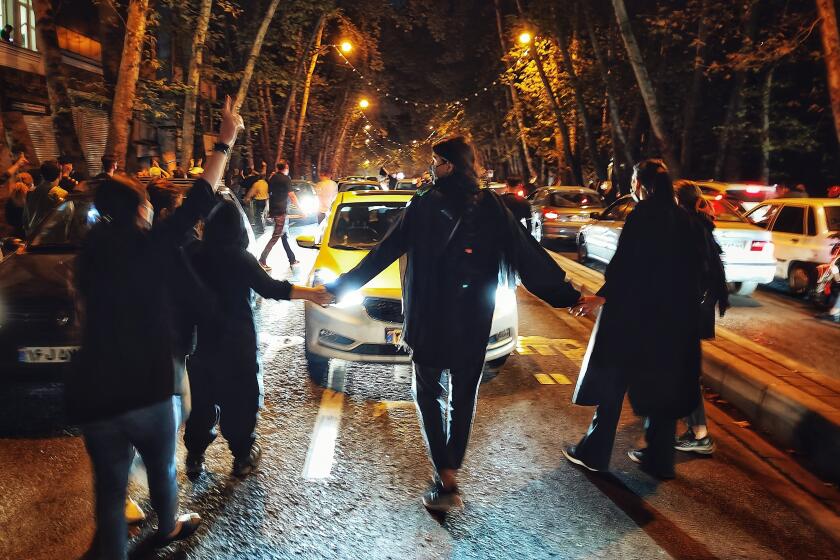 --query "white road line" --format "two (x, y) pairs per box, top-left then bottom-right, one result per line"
(302, 363), (346, 480)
